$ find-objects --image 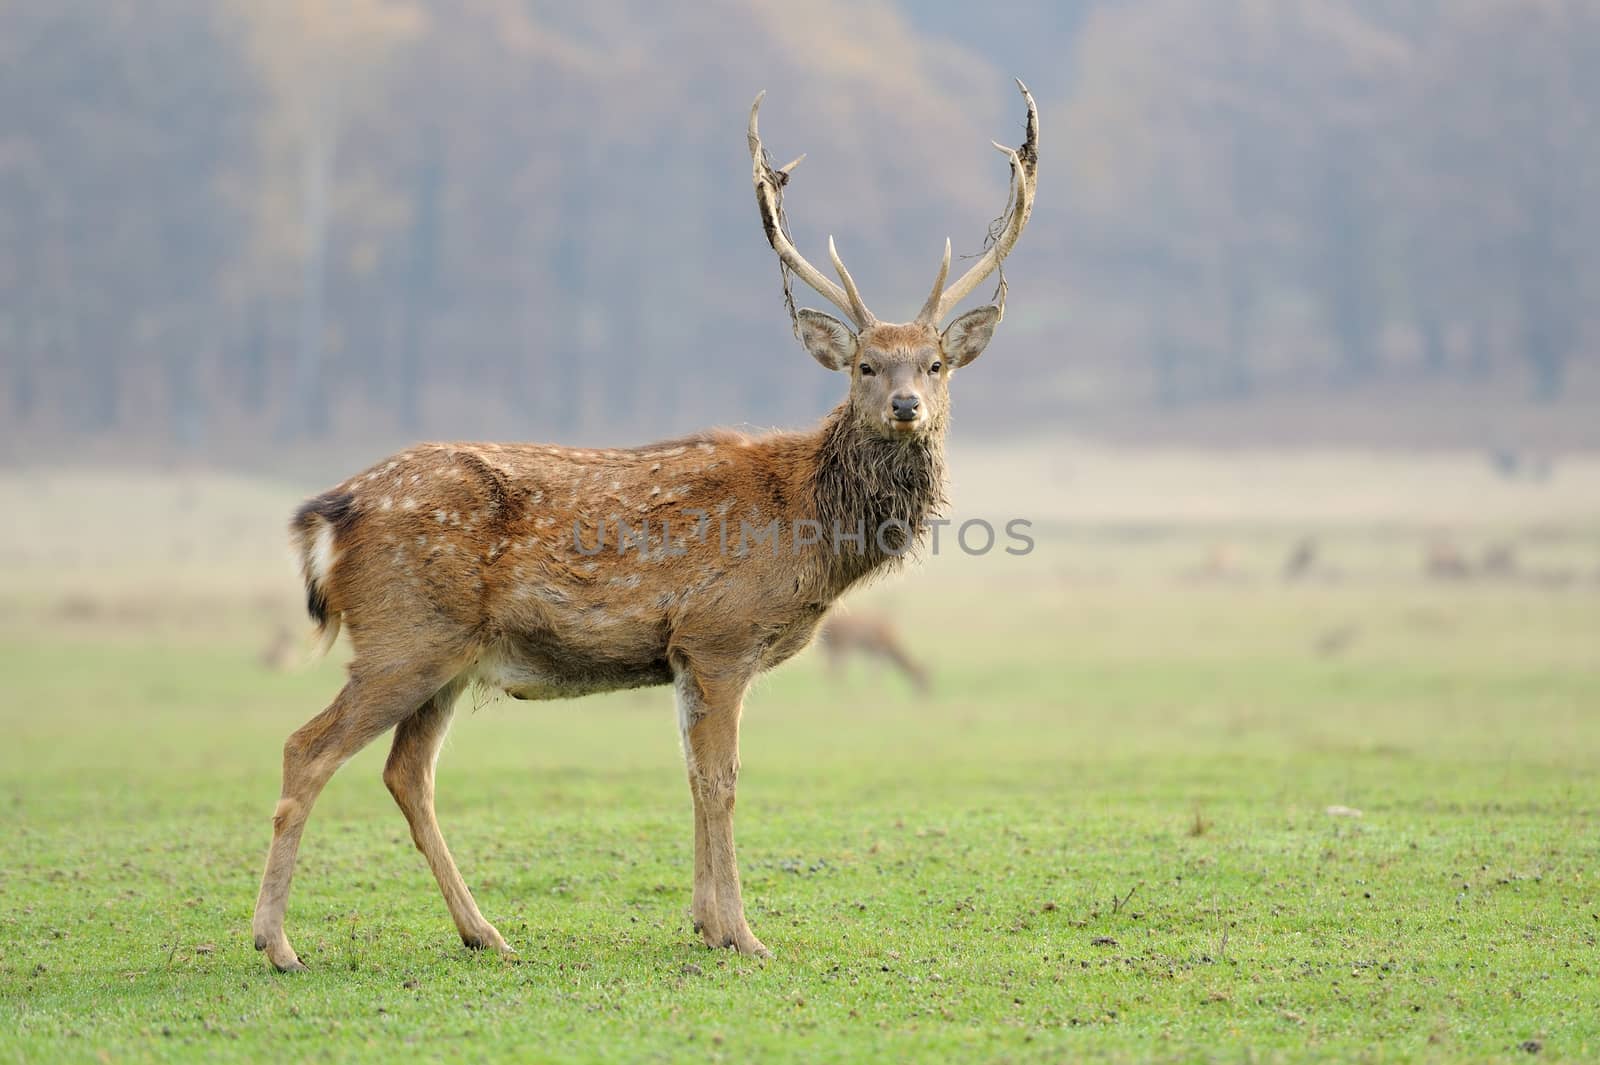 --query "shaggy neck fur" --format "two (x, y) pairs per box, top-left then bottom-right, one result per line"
(807, 402), (948, 593)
